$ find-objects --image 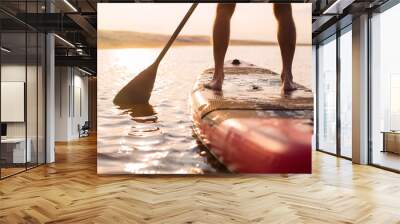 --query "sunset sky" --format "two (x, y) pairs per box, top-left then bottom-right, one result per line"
(98, 3), (311, 44)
